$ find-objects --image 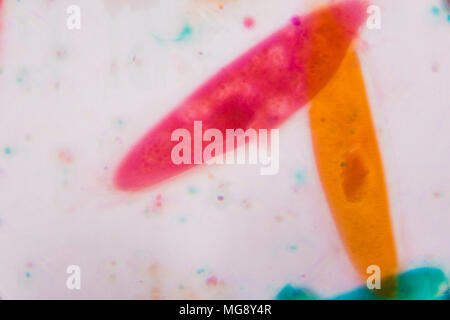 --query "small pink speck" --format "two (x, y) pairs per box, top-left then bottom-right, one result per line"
(155, 194), (162, 207)
(243, 17), (255, 29)
(152, 194), (163, 211)
(431, 63), (439, 73)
